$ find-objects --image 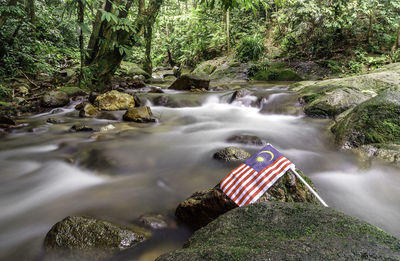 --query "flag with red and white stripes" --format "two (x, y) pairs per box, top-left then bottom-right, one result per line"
(220, 144), (295, 207)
